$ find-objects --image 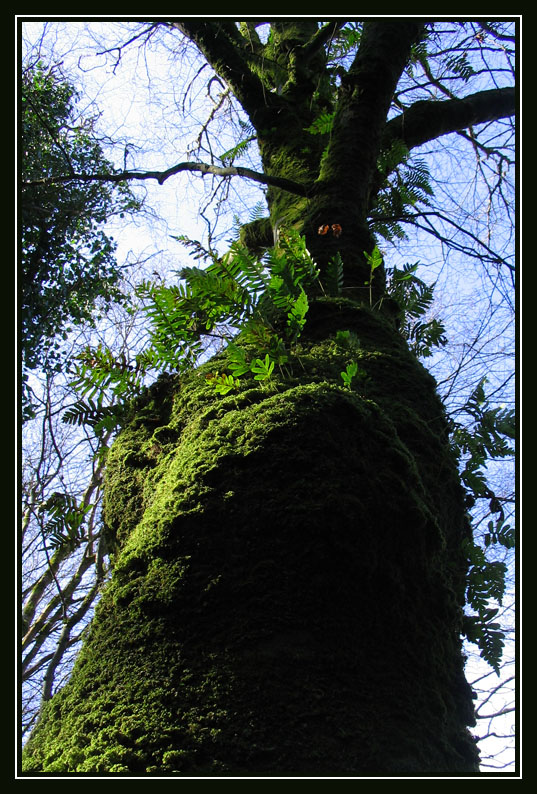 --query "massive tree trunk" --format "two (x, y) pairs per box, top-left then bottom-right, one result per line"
(22, 309), (479, 775)
(21, 19), (514, 775)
